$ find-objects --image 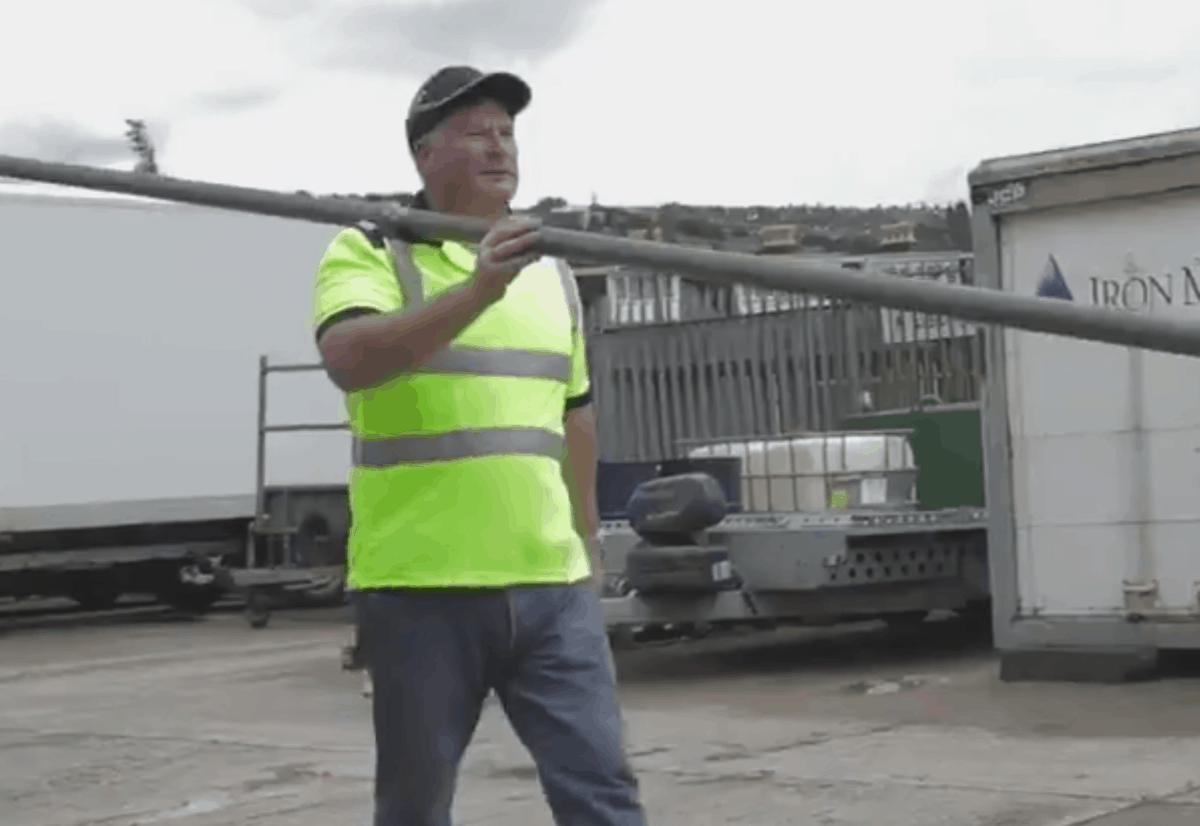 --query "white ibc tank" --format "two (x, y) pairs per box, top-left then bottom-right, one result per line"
(688, 433), (917, 512)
